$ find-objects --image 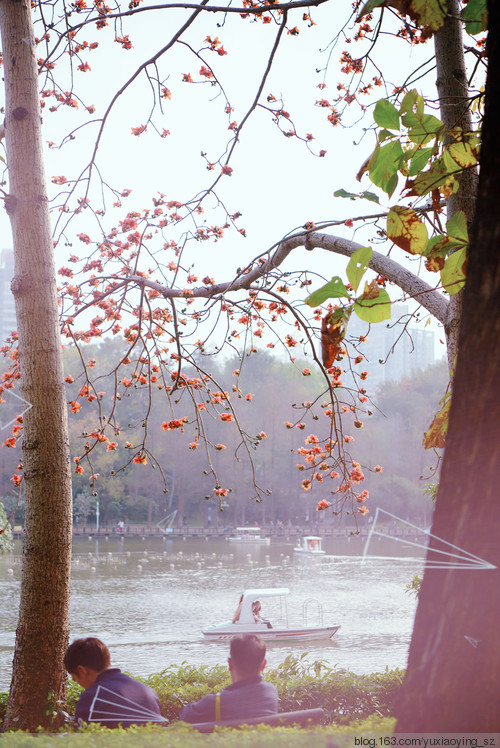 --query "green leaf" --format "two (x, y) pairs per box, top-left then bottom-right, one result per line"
(446, 211), (468, 243)
(328, 307), (350, 326)
(386, 173), (399, 197)
(463, 0), (488, 34)
(400, 91), (444, 145)
(360, 191), (380, 204)
(334, 189), (360, 200)
(333, 189), (380, 204)
(378, 128), (396, 143)
(441, 248), (467, 295)
(356, 0), (385, 20)
(387, 206), (428, 255)
(406, 115), (444, 146)
(368, 140), (404, 197)
(442, 148), (460, 173)
(374, 99), (400, 131)
(408, 147), (434, 176)
(305, 276), (351, 307)
(425, 213), (467, 260)
(399, 90), (423, 119)
(354, 287), (392, 323)
(347, 247), (373, 293)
